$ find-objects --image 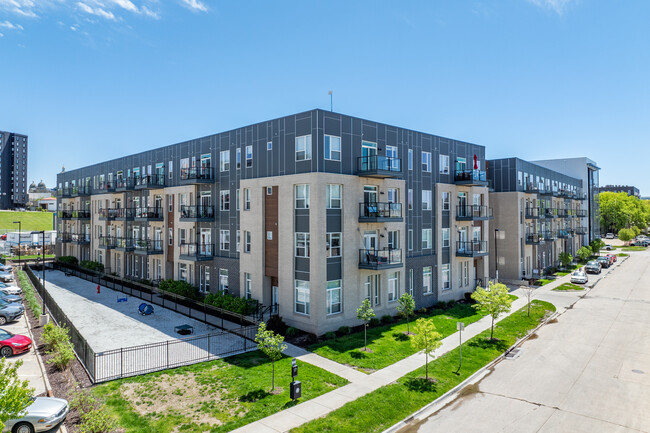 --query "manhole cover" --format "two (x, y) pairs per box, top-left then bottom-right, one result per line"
(505, 348), (523, 360)
(632, 369), (645, 374)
